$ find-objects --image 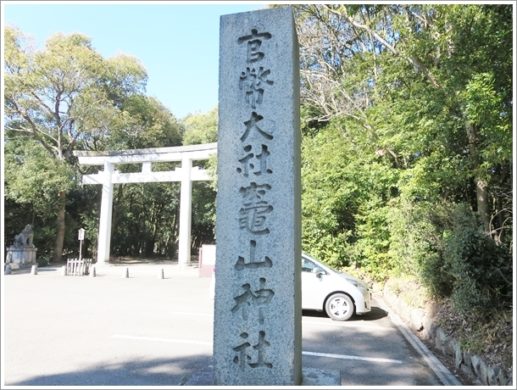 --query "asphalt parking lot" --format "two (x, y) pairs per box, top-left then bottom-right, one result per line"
(2, 263), (459, 386)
